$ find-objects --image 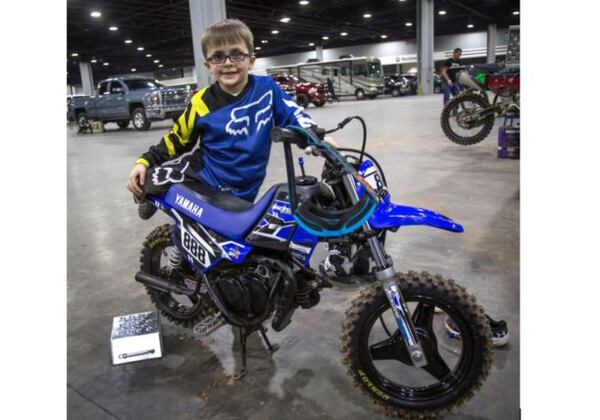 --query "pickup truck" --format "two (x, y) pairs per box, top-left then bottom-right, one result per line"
(70, 76), (190, 131)
(270, 74), (329, 108)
